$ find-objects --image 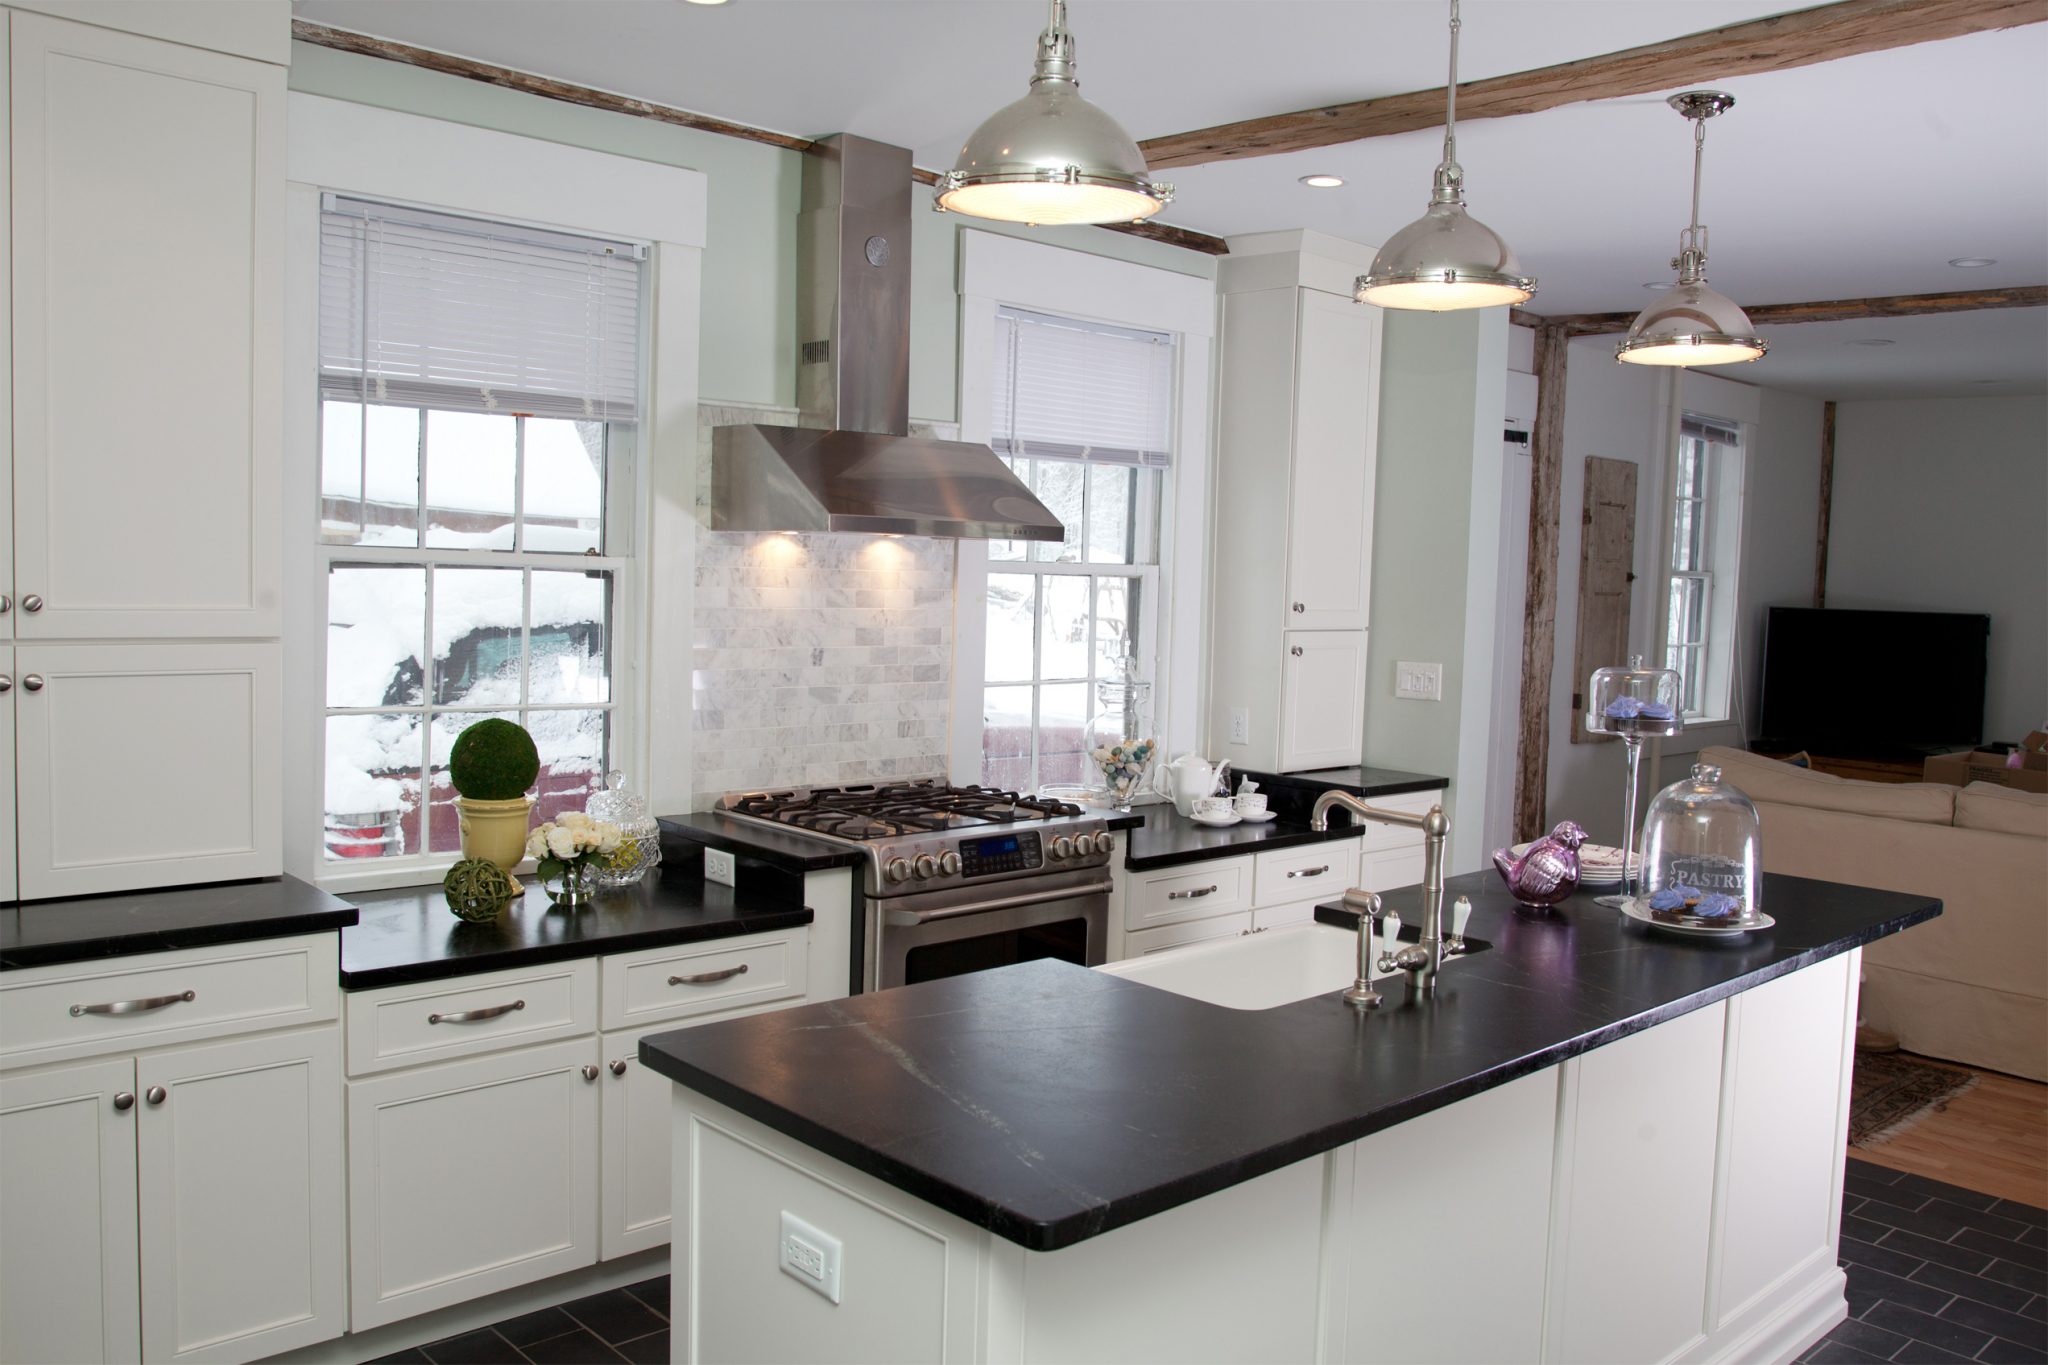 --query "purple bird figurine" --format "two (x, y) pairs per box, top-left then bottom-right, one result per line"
(1493, 821), (1588, 909)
